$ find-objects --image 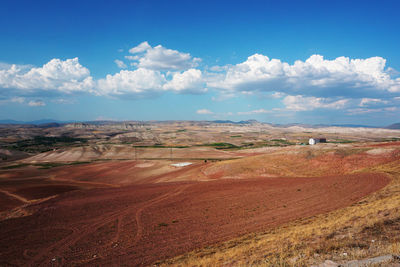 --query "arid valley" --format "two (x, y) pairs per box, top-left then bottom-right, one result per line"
(0, 121), (399, 266)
